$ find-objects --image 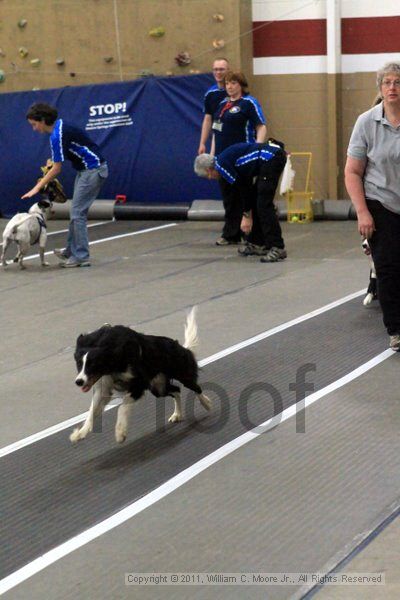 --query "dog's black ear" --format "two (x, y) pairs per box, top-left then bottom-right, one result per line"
(37, 199), (51, 209)
(76, 333), (89, 346)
